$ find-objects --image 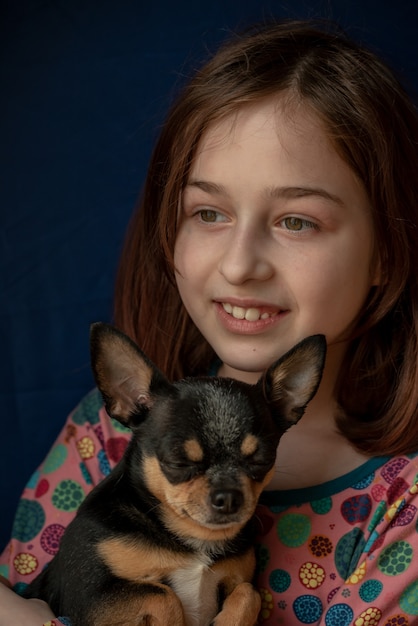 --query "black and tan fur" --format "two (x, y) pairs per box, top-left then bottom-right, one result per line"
(24, 323), (326, 625)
